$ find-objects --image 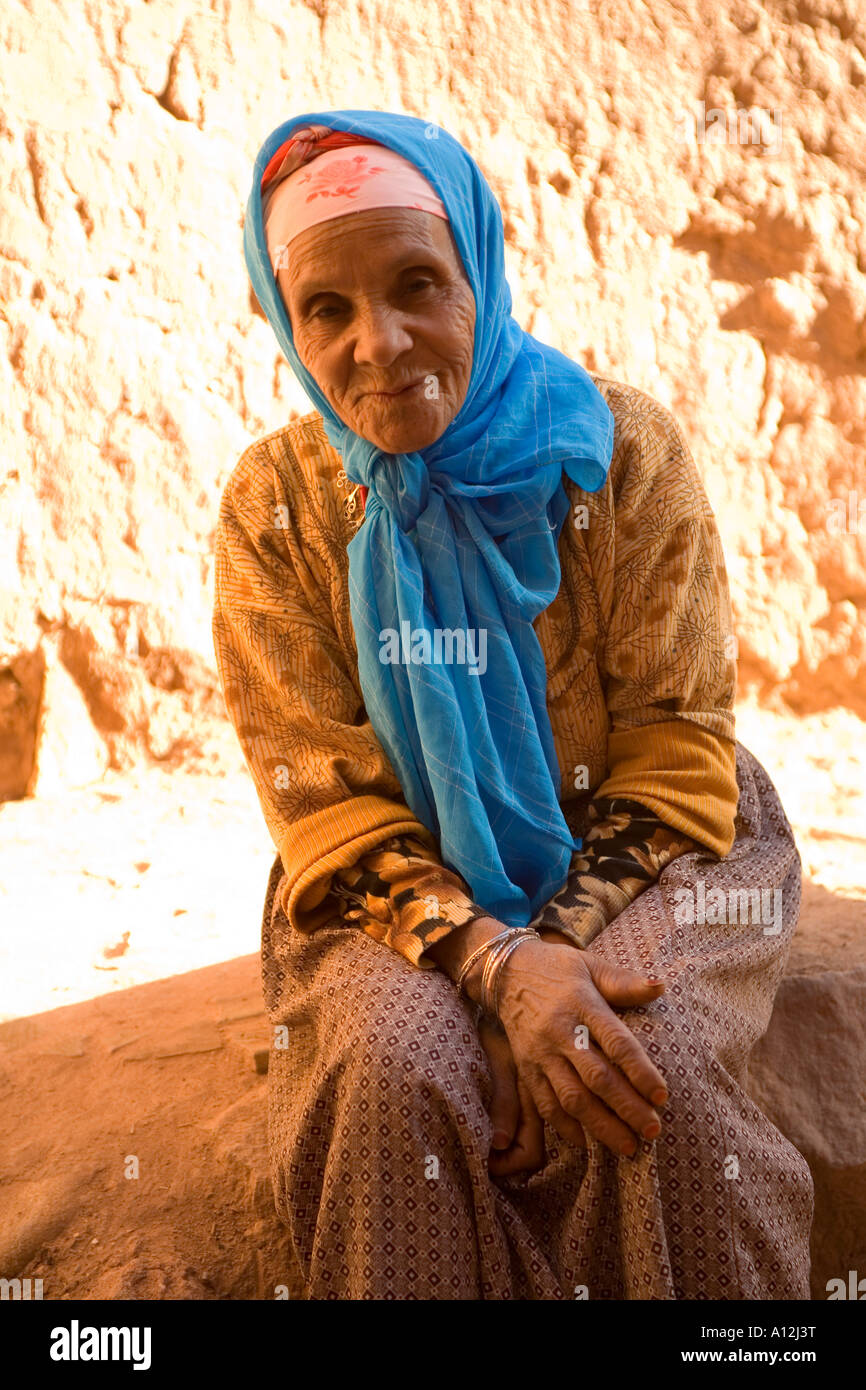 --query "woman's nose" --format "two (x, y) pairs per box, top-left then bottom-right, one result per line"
(352, 303), (414, 365)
